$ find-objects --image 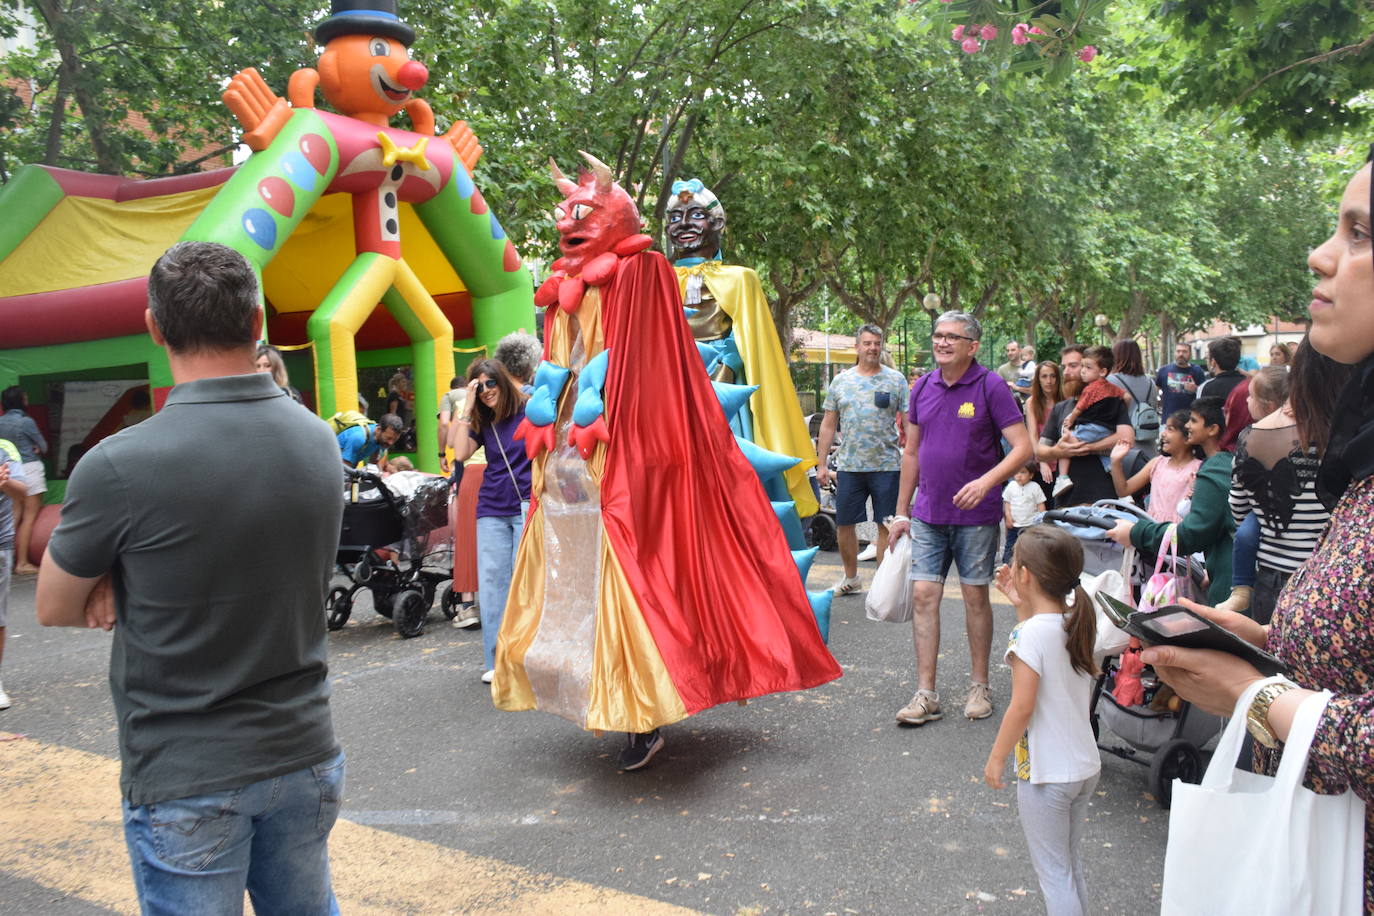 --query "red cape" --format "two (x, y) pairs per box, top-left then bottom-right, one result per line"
(592, 250), (840, 713)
